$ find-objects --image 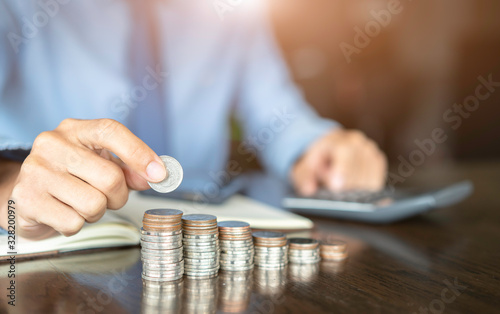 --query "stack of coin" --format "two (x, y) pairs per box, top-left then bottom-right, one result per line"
(253, 231), (288, 269)
(219, 270), (253, 313)
(182, 214), (220, 278)
(218, 221), (254, 271)
(288, 238), (321, 264)
(320, 240), (348, 261)
(141, 209), (184, 281)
